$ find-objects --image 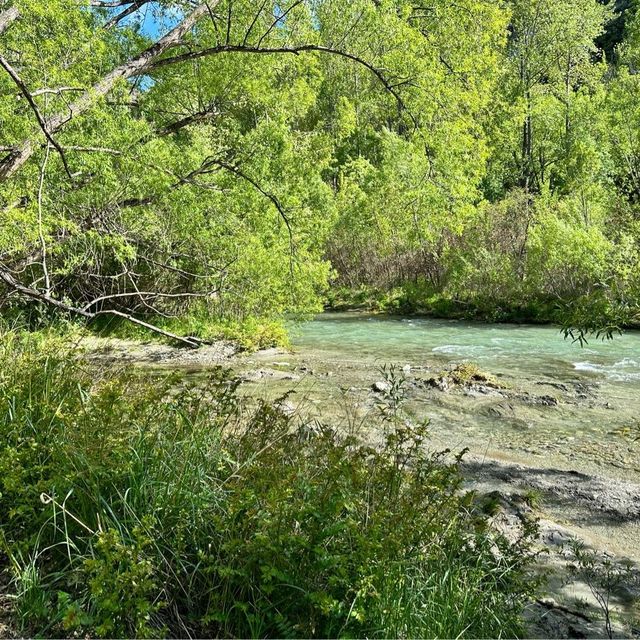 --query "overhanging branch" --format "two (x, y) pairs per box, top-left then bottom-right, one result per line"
(147, 43), (413, 122)
(104, 0), (153, 30)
